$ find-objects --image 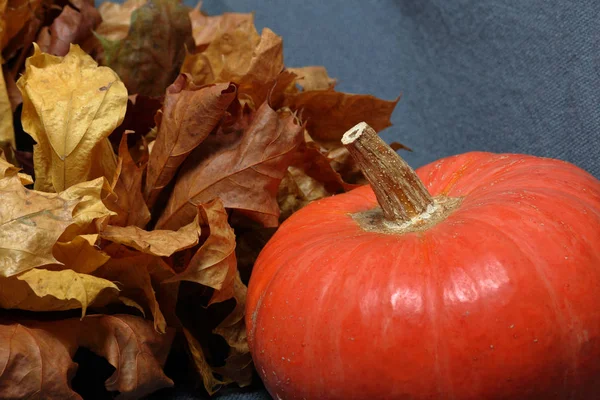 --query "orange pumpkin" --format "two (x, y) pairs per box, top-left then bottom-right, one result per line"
(246, 122), (600, 400)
